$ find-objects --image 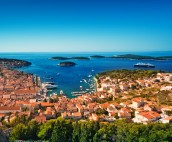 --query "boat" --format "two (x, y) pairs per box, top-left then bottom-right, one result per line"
(45, 84), (57, 90)
(87, 75), (92, 78)
(42, 82), (58, 90)
(44, 82), (54, 85)
(82, 79), (87, 83)
(134, 63), (155, 68)
(60, 90), (64, 95)
(71, 91), (87, 95)
(72, 94), (82, 96)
